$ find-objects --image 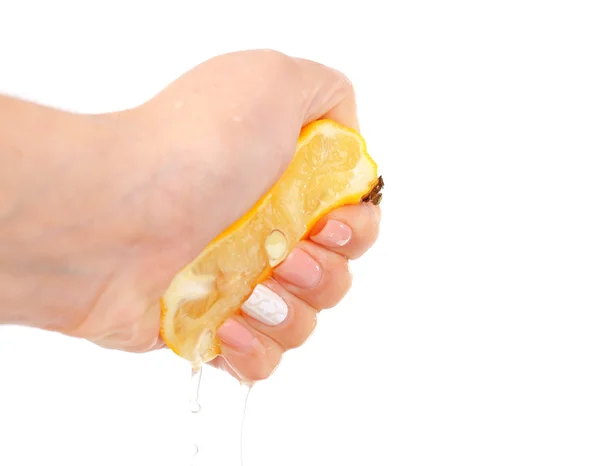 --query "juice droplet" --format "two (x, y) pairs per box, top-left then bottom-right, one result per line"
(190, 402), (201, 413)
